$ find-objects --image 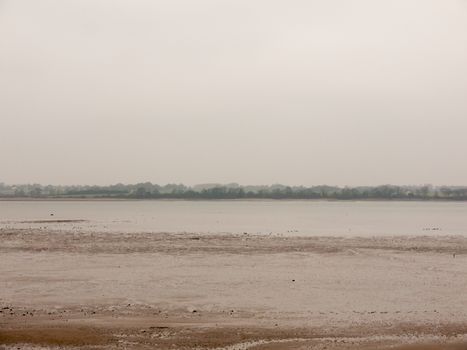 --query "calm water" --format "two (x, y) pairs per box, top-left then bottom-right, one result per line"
(1, 200), (467, 236)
